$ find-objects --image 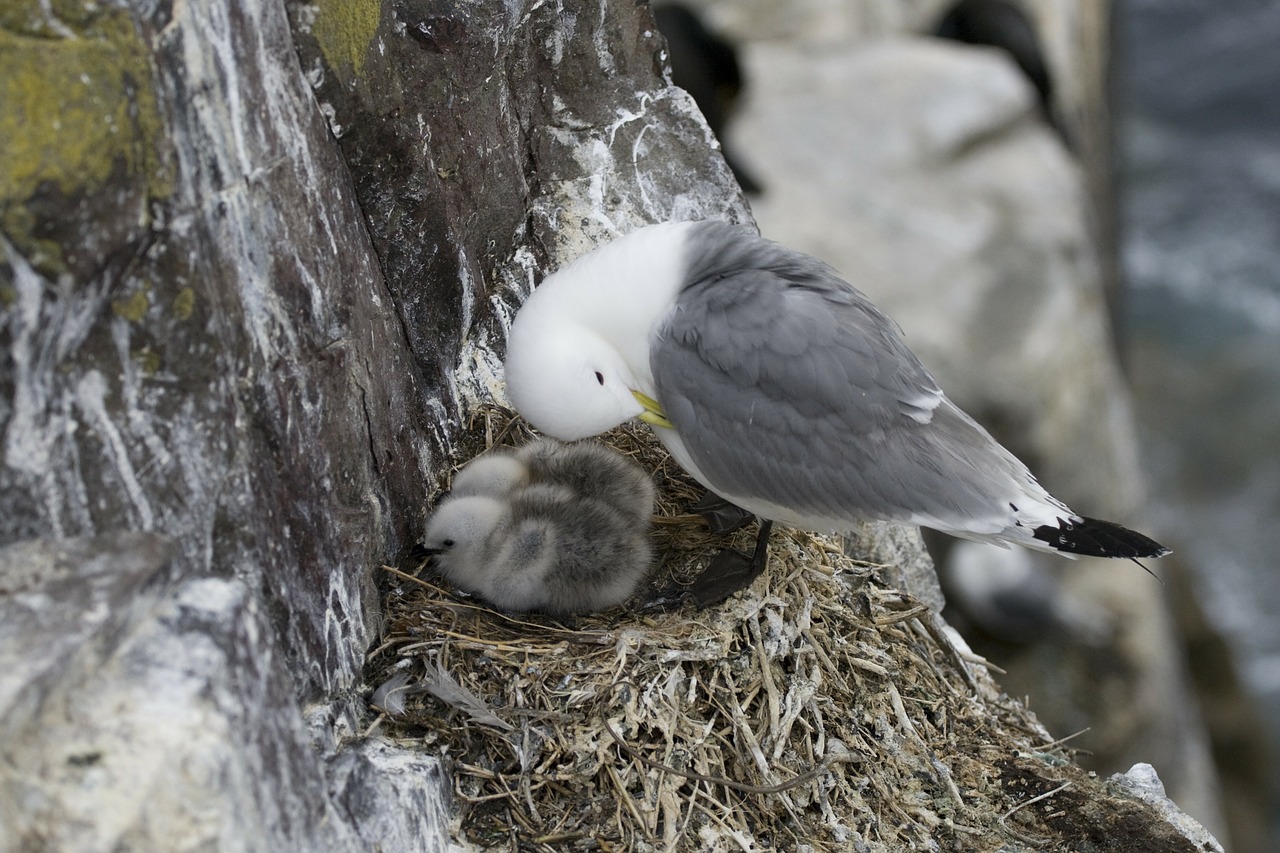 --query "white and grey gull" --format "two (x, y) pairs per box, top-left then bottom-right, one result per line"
(502, 220), (1169, 588)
